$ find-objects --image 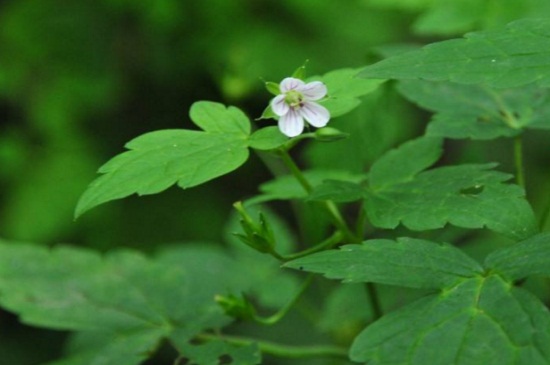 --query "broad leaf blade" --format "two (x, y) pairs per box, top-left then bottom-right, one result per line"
(75, 102), (251, 217)
(367, 159), (537, 240)
(285, 238), (483, 289)
(398, 80), (550, 140)
(485, 232), (550, 281)
(359, 18), (550, 88)
(0, 241), (245, 365)
(351, 275), (550, 364)
(369, 136), (443, 189)
(308, 179), (364, 202)
(174, 340), (261, 365)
